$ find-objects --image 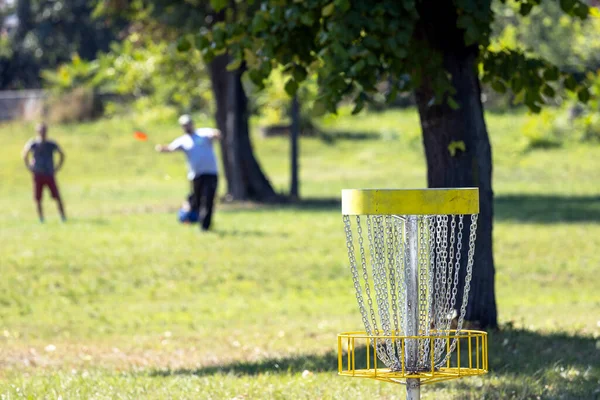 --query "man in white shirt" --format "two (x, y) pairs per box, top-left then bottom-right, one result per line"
(156, 115), (221, 231)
